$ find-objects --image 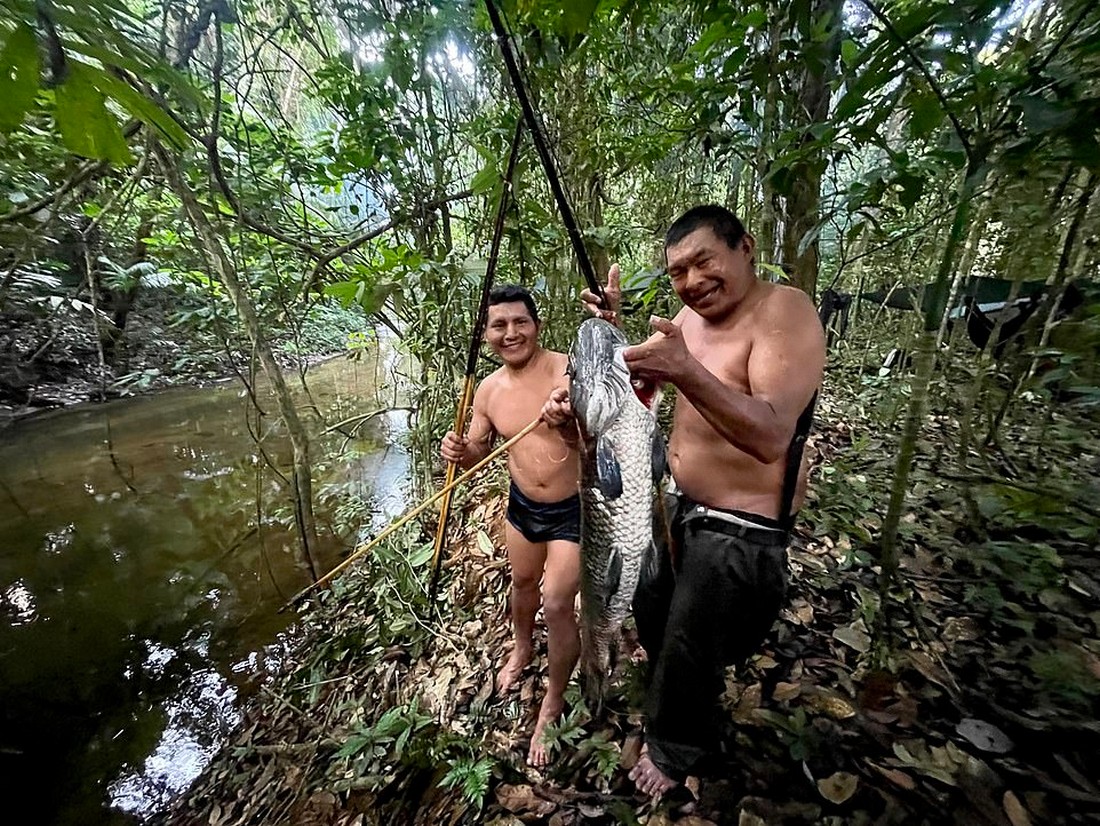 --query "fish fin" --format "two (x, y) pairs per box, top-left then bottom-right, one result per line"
(650, 428), (667, 486)
(596, 434), (623, 499)
(604, 548), (623, 607)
